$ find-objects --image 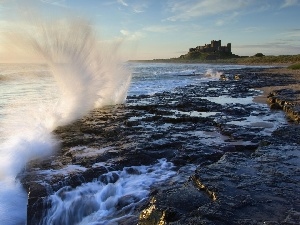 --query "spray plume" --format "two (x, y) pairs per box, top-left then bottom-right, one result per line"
(13, 16), (131, 126)
(0, 15), (131, 224)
